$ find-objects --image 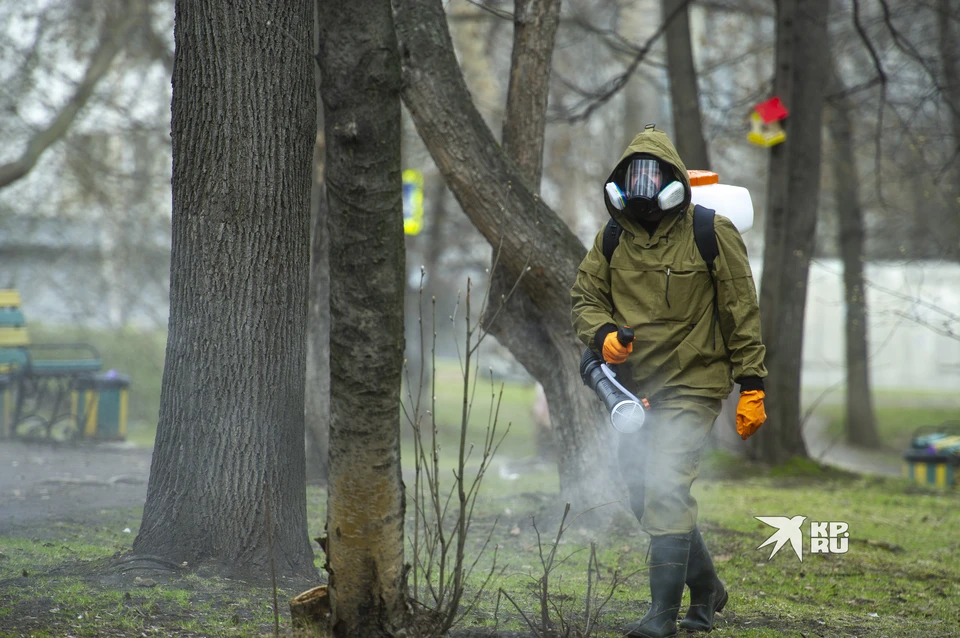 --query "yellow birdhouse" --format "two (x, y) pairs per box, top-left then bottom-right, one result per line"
(748, 97), (788, 147)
